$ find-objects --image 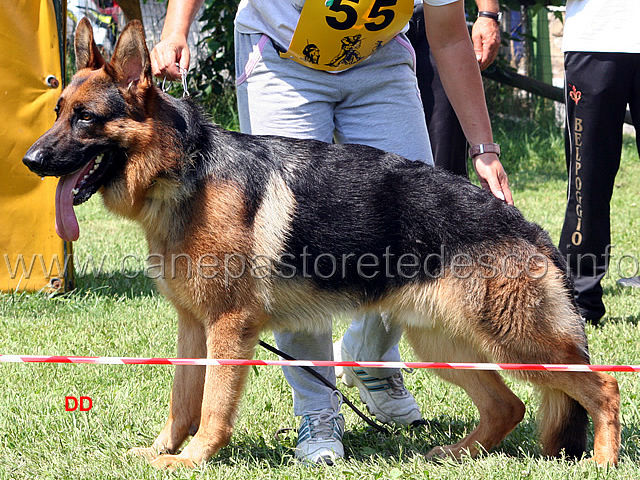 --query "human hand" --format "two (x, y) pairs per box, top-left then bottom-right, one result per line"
(150, 32), (190, 80)
(473, 153), (514, 205)
(472, 17), (501, 71)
